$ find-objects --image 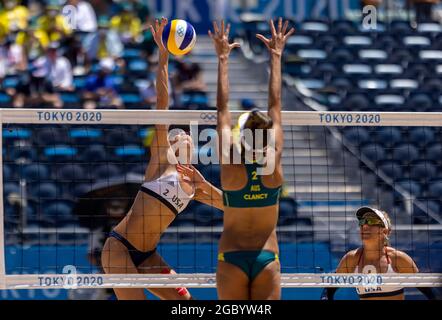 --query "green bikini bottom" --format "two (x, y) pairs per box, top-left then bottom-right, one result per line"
(218, 250), (279, 281)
